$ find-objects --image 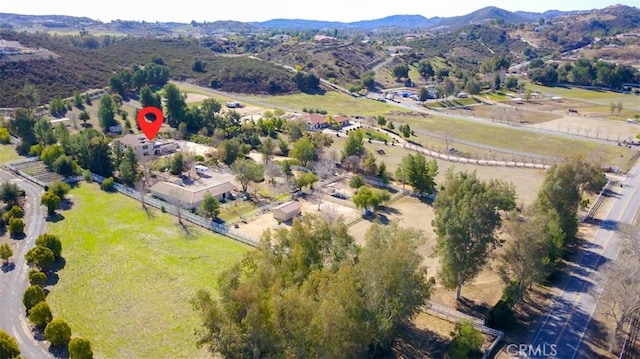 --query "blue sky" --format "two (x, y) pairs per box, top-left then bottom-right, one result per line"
(2, 0), (638, 23)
